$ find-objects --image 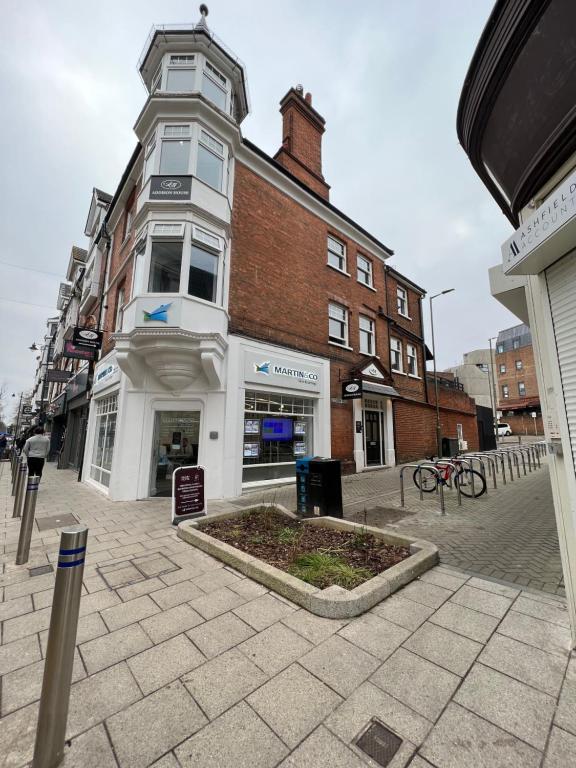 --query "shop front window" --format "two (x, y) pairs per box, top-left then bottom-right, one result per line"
(242, 390), (314, 484)
(90, 394), (118, 488)
(150, 411), (200, 497)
